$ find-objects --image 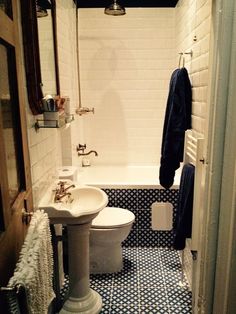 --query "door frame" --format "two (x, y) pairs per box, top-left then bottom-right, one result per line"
(0, 0), (33, 285)
(197, 0), (236, 313)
